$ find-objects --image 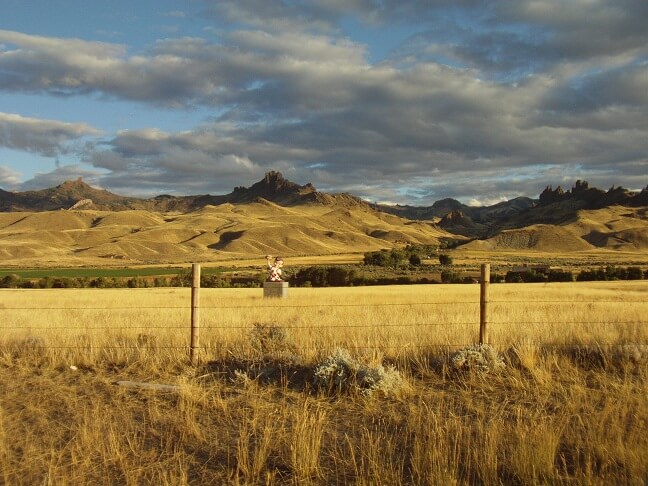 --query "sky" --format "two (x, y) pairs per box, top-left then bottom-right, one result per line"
(0, 0), (646, 206)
